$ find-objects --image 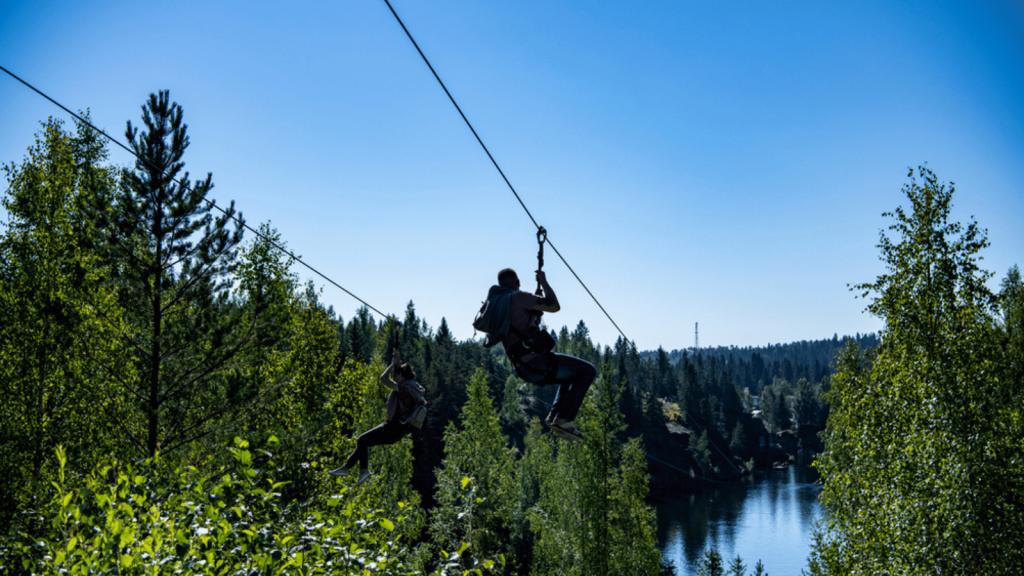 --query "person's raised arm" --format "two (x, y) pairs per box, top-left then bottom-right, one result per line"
(532, 270), (560, 313)
(380, 355), (399, 390)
